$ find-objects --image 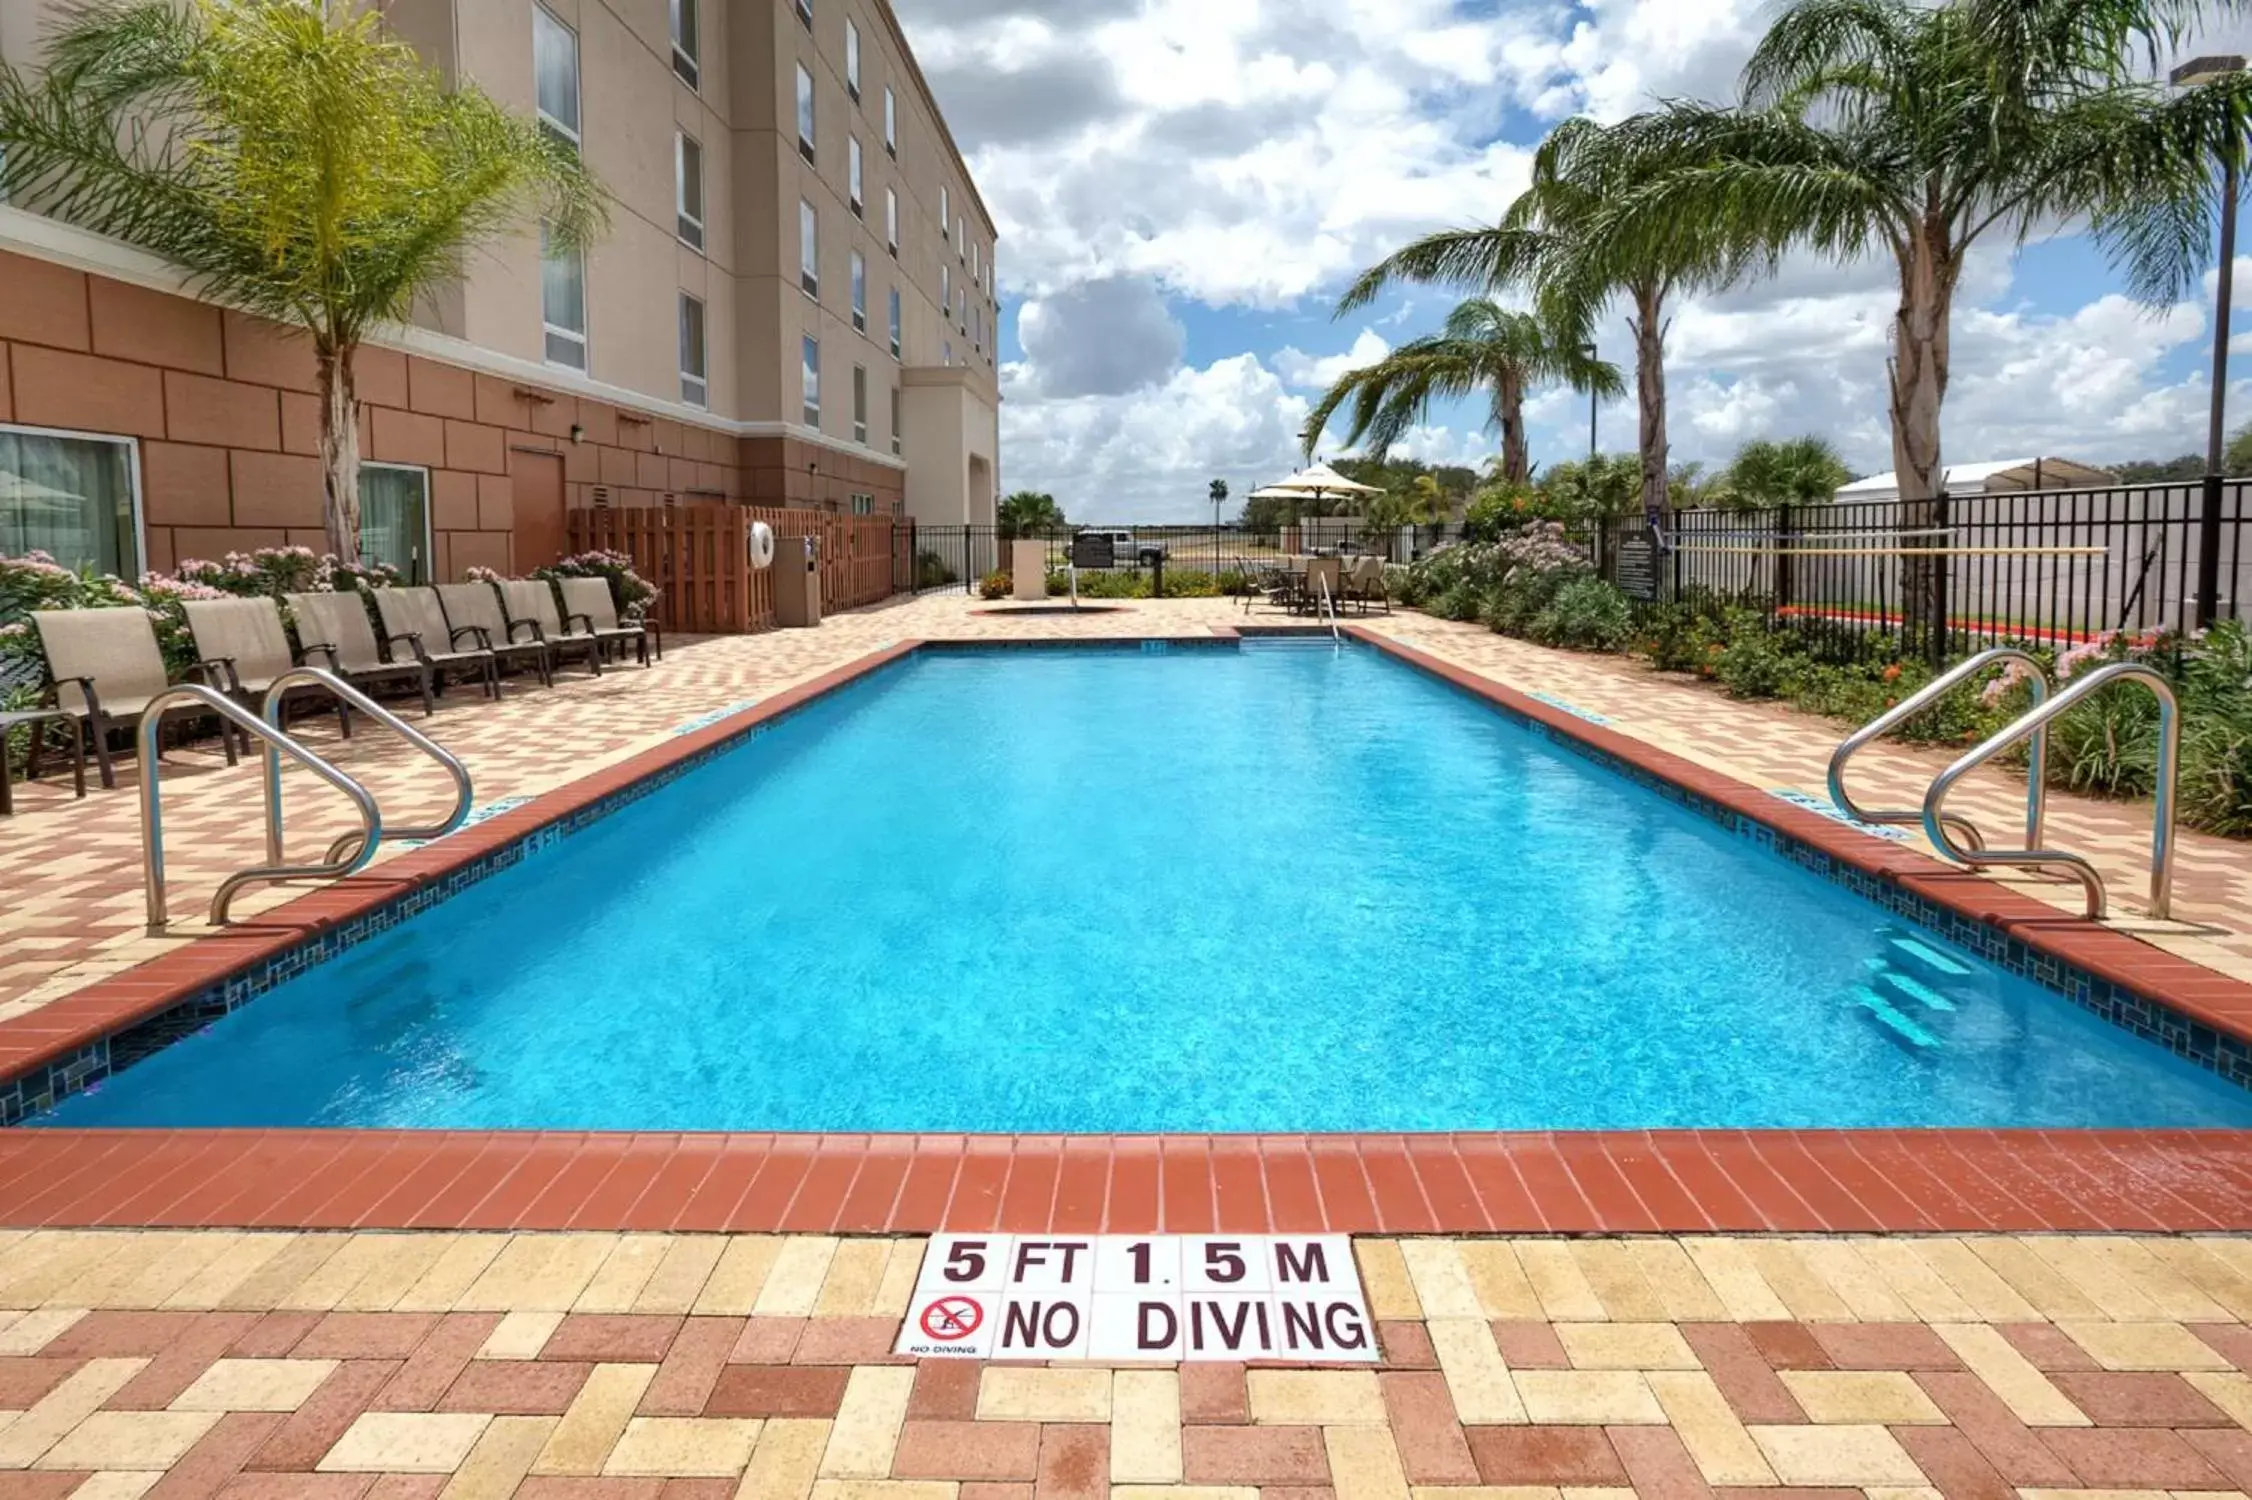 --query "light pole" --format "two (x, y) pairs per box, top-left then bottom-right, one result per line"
(2174, 53), (2245, 628)
(1582, 342), (1599, 462)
